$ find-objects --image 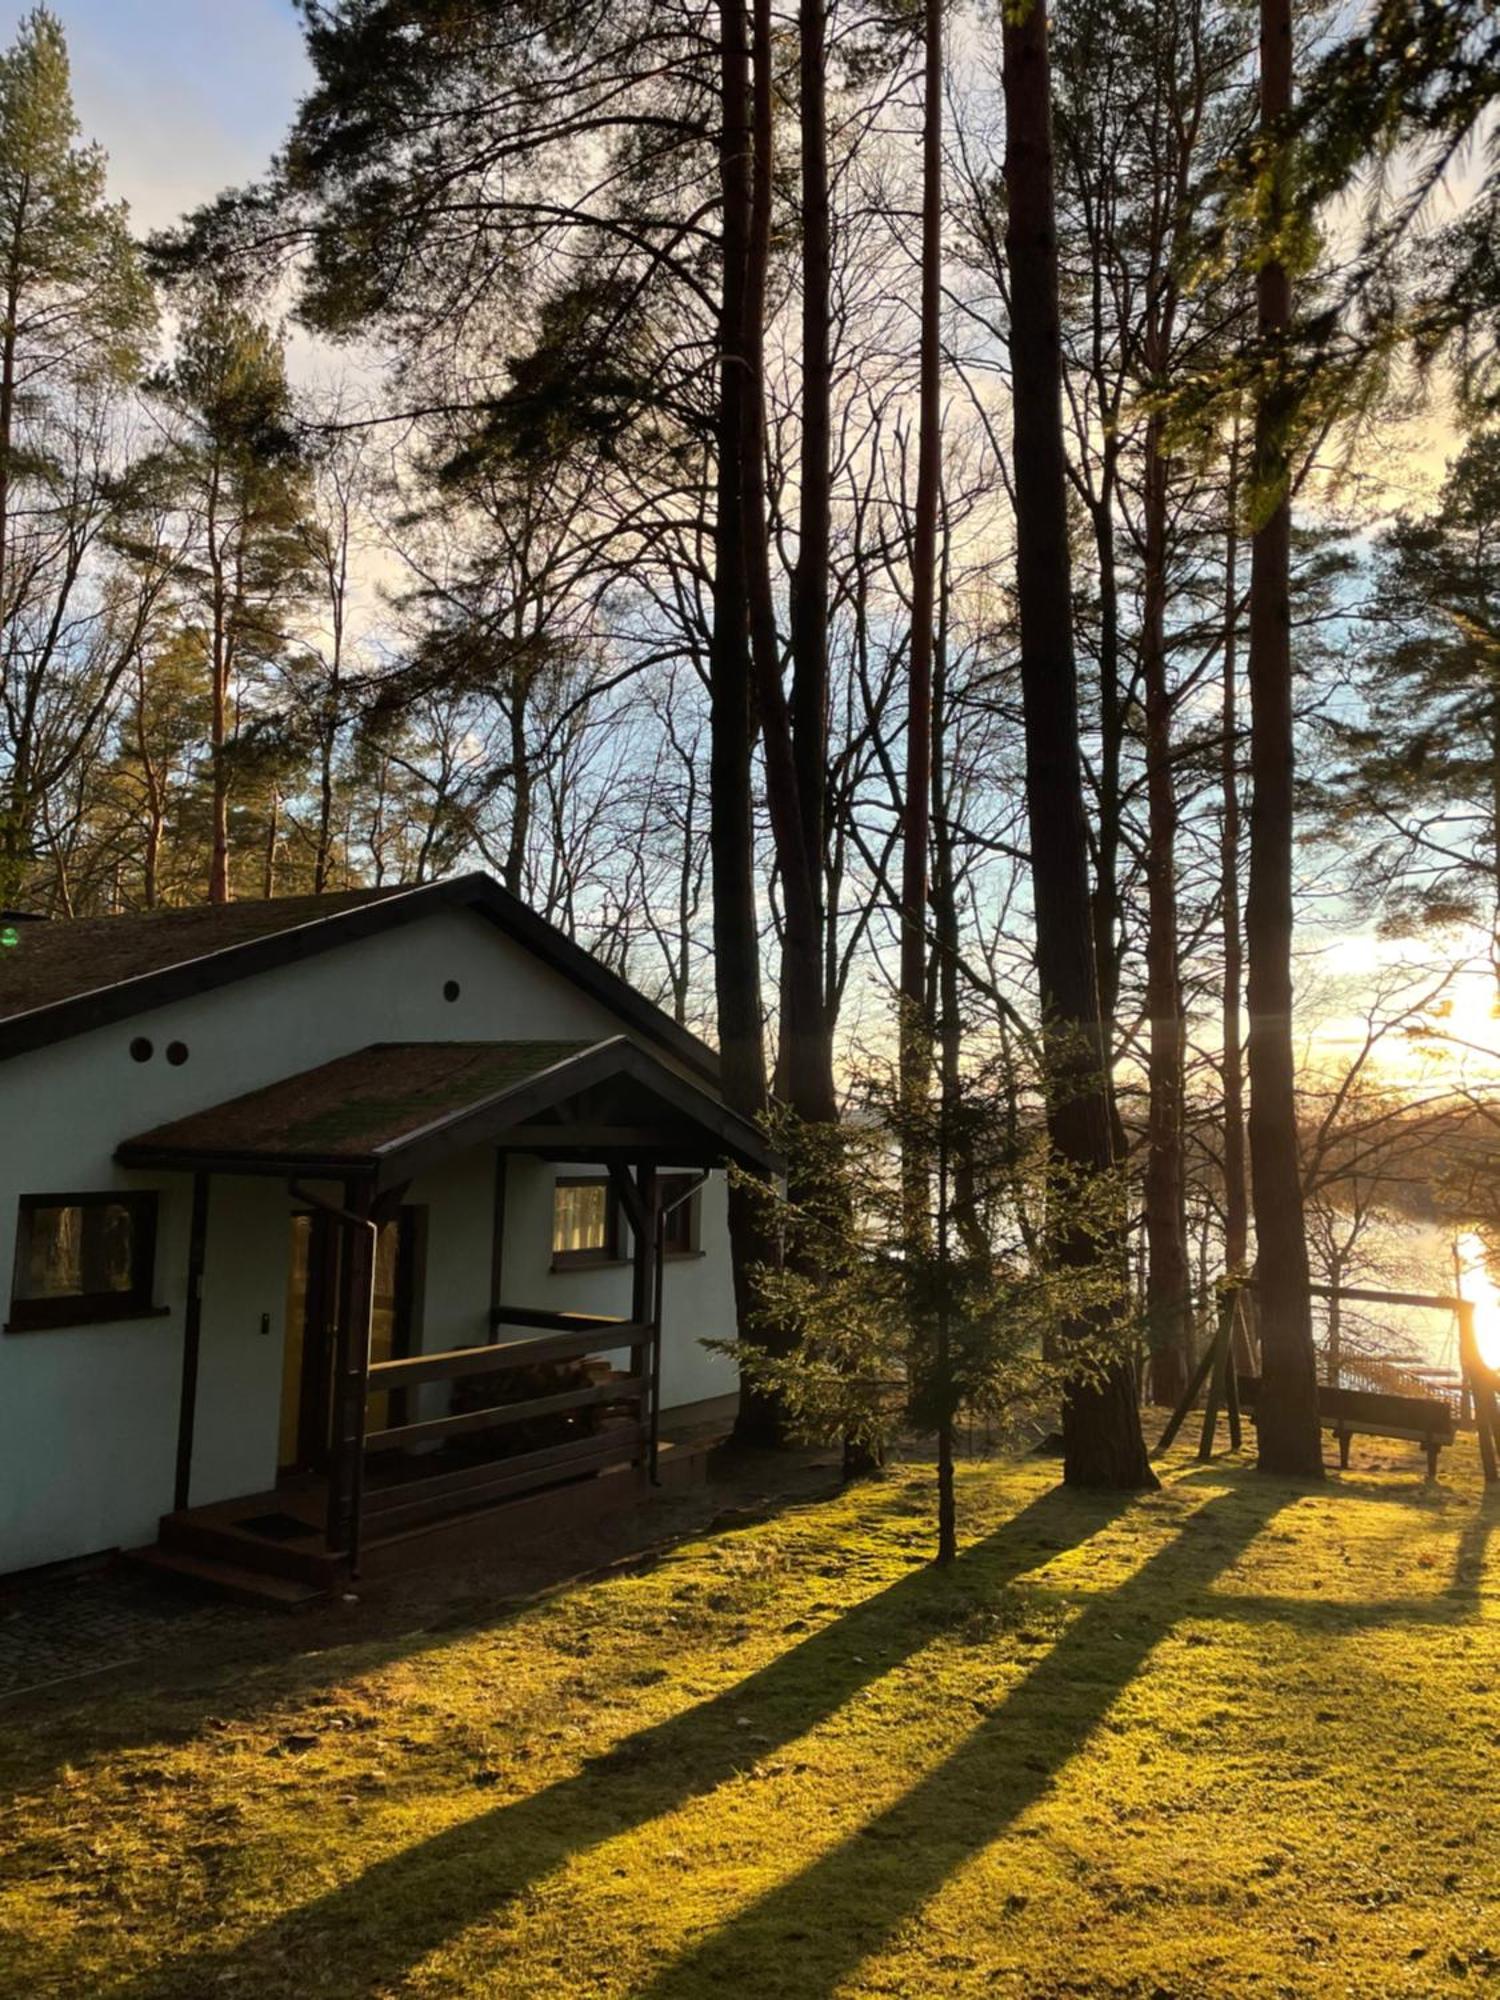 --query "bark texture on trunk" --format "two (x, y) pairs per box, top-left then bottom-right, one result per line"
(742, 0), (833, 1132)
(1221, 441), (1249, 1279)
(790, 0), (833, 1103)
(1244, 0), (1323, 1477)
(1087, 462), (1130, 1168)
(1002, 0), (1155, 1491)
(712, 0), (777, 1442)
(899, 0), (944, 1241)
(1141, 401), (1193, 1406)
